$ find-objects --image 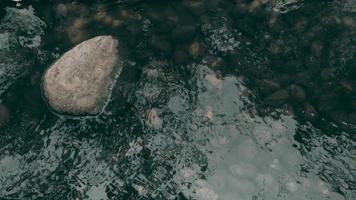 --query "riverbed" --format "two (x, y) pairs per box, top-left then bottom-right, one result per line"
(0, 0), (355, 199)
